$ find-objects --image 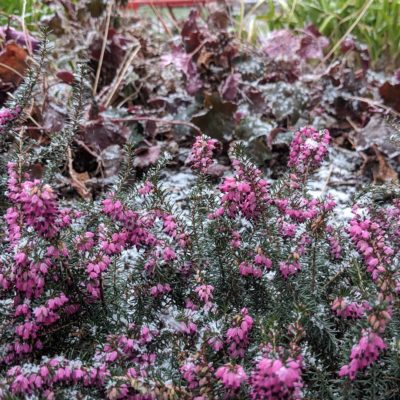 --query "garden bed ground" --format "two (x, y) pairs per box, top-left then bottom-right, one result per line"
(0, 1), (400, 399)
